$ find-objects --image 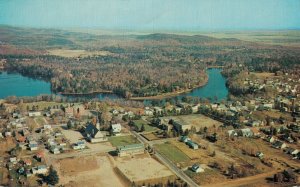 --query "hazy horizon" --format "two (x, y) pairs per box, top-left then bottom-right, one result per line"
(1, 0), (300, 32)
